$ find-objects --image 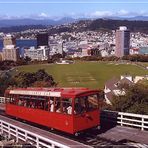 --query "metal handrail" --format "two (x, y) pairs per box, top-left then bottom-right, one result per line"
(0, 120), (70, 148)
(101, 110), (148, 131)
